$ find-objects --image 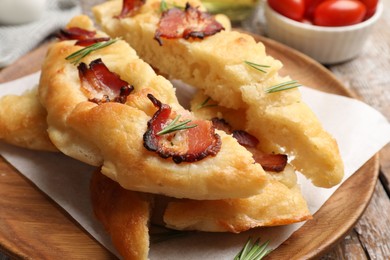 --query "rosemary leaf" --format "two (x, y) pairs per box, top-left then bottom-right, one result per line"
(159, 0), (183, 12)
(160, 0), (169, 12)
(244, 61), (271, 74)
(157, 115), (197, 135)
(234, 237), (271, 260)
(65, 38), (118, 65)
(265, 80), (301, 94)
(195, 97), (218, 110)
(255, 242), (271, 259)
